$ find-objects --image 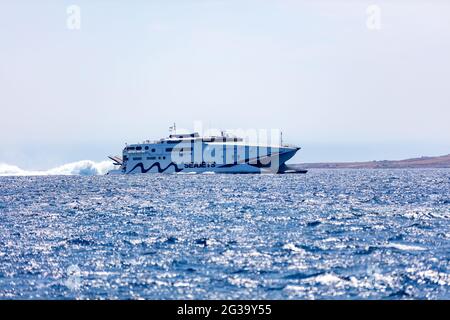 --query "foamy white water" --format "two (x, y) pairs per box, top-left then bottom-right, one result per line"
(0, 160), (114, 176)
